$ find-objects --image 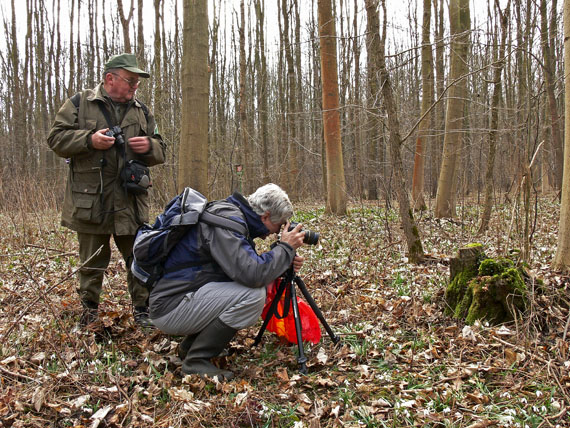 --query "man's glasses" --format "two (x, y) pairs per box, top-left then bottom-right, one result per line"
(111, 73), (140, 88)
